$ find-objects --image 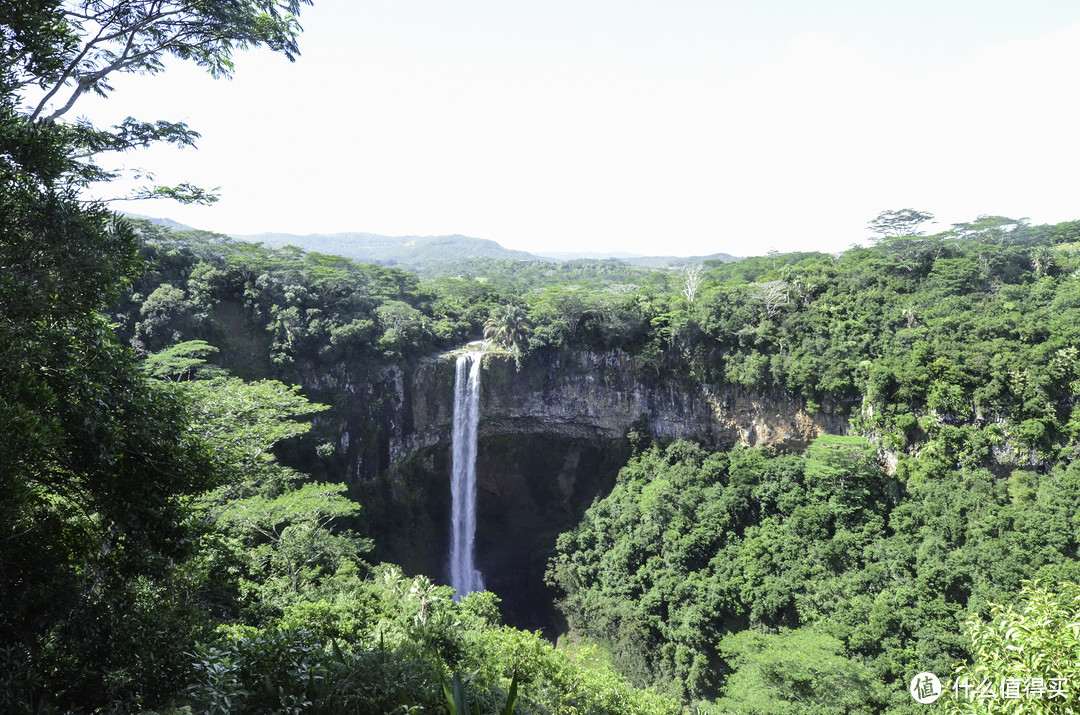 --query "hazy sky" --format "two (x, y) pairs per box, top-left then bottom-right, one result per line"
(71, 1), (1080, 256)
